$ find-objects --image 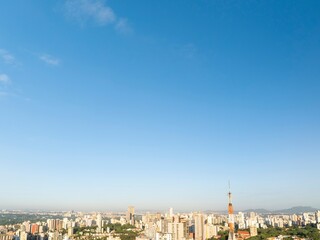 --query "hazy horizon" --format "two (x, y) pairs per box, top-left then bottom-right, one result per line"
(2, 205), (320, 214)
